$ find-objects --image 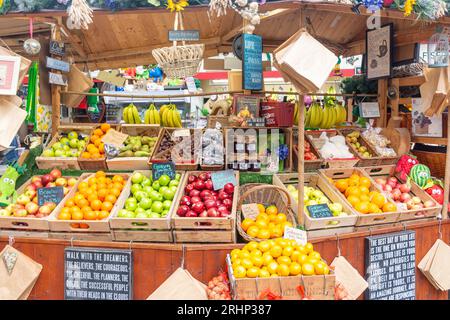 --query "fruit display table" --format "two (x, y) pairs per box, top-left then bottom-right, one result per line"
(1, 219), (448, 300)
